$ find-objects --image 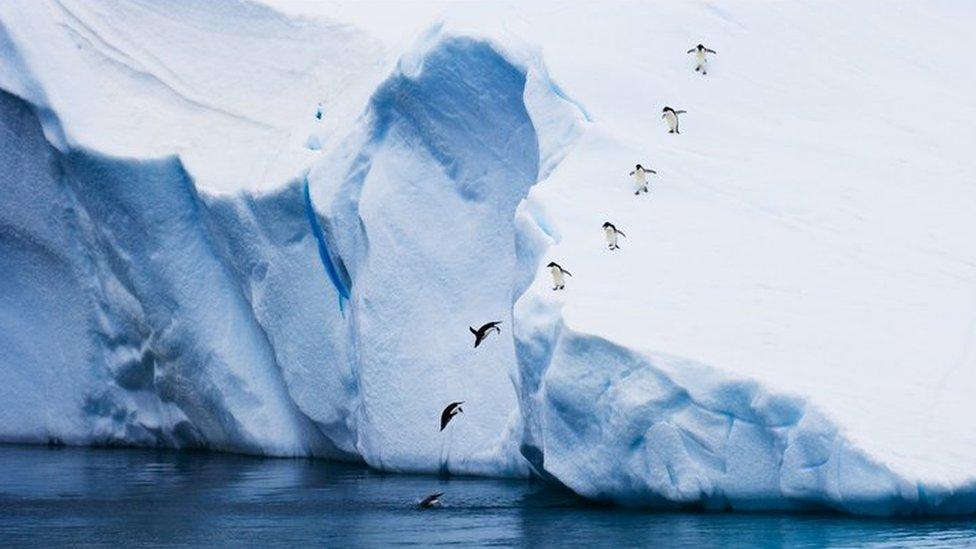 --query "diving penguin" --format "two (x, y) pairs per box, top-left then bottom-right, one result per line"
(419, 492), (444, 509)
(686, 44), (717, 75)
(440, 402), (464, 431)
(470, 321), (502, 348)
(662, 106), (687, 134)
(629, 163), (656, 195)
(602, 222), (626, 250)
(547, 262), (572, 291)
